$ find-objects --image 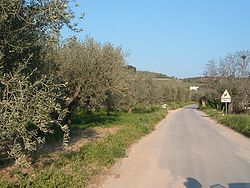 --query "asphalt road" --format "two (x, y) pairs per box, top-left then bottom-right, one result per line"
(101, 105), (250, 188)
